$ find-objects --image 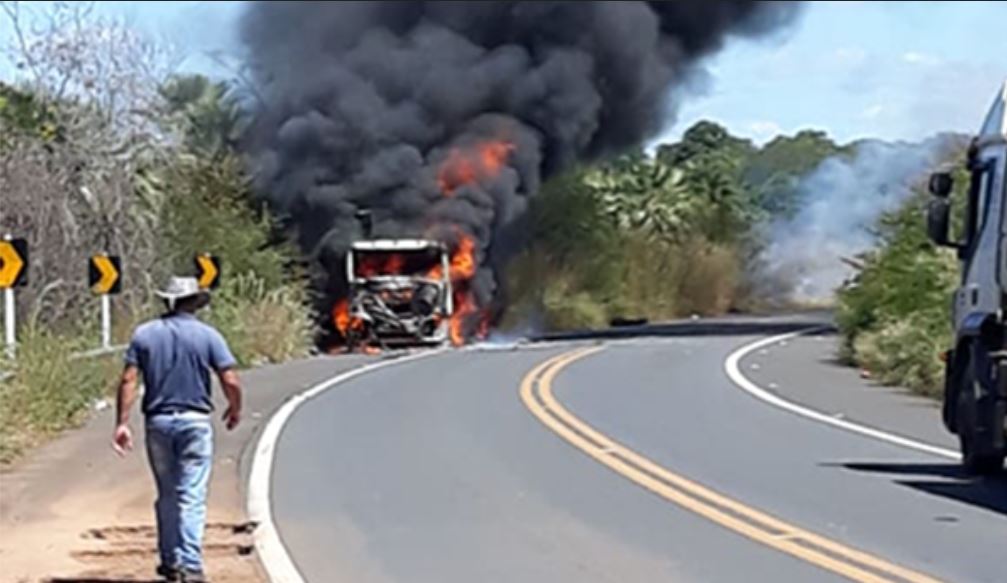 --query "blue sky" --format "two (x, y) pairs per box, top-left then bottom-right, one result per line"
(667, 0), (1007, 144)
(2, 1), (1005, 146)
